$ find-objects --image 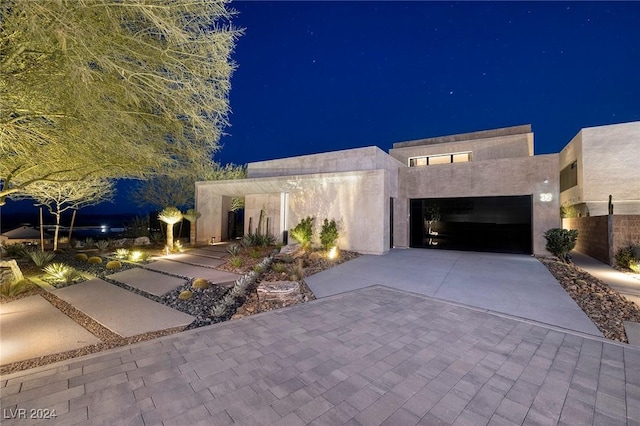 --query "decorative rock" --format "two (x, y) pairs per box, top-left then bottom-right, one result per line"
(134, 236), (151, 246)
(0, 260), (24, 285)
(279, 243), (301, 255)
(257, 281), (302, 303)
